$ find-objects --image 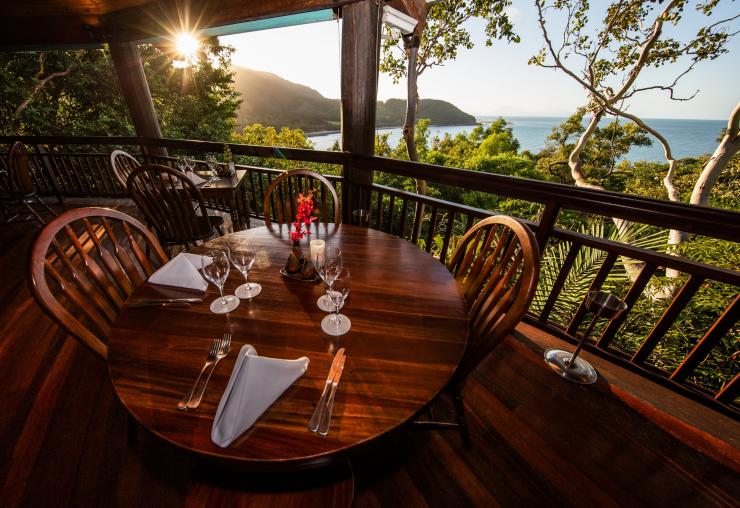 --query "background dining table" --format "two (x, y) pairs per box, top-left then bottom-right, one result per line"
(108, 223), (469, 469)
